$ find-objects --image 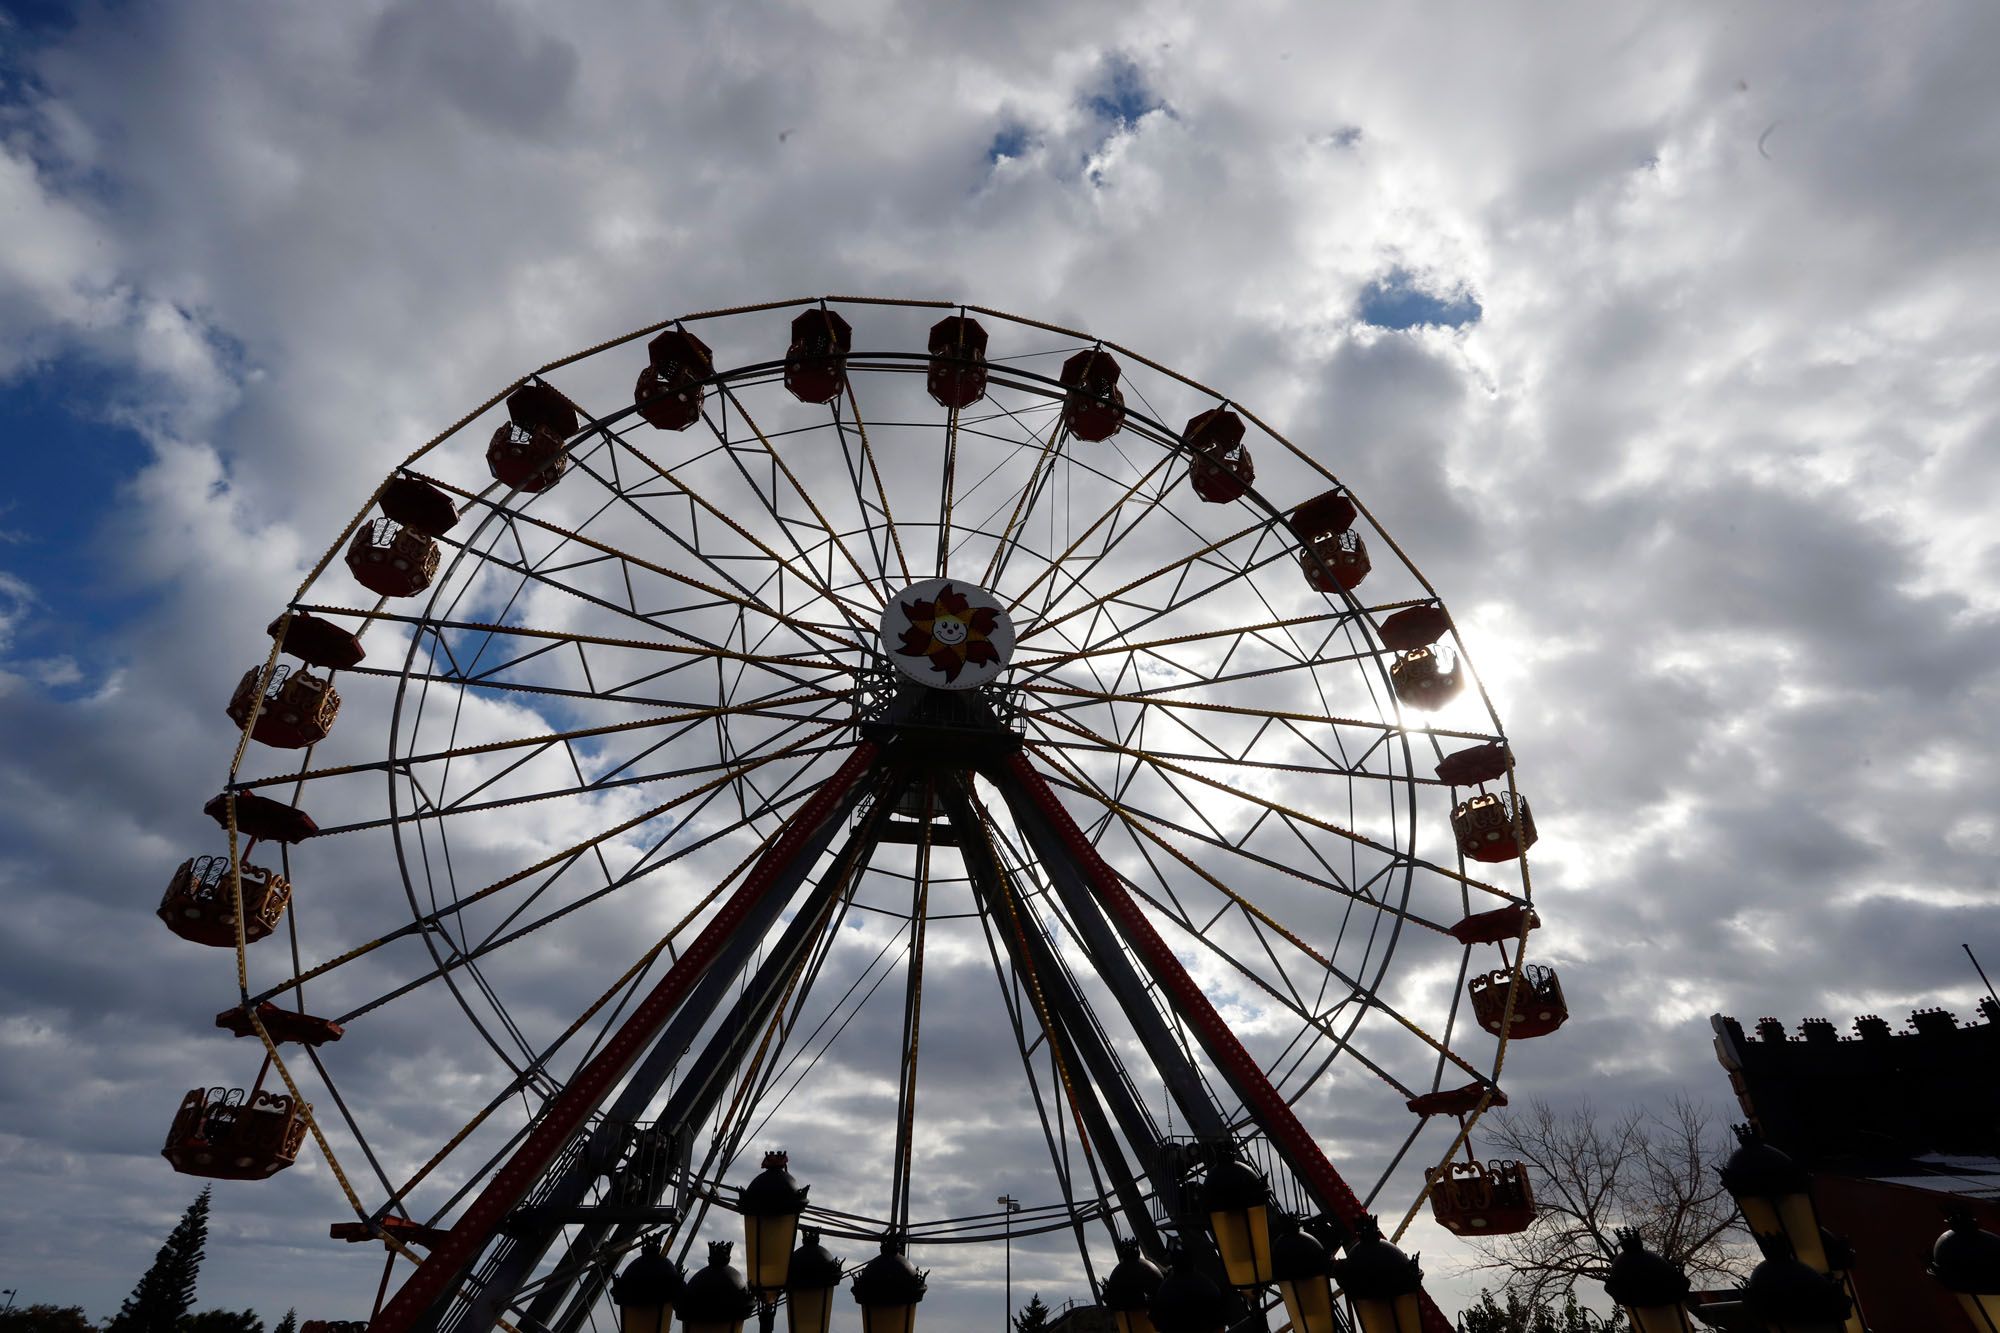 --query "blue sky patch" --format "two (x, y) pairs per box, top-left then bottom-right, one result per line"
(1356, 267), (1483, 329)
(1084, 56), (1163, 128)
(986, 123), (1030, 163)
